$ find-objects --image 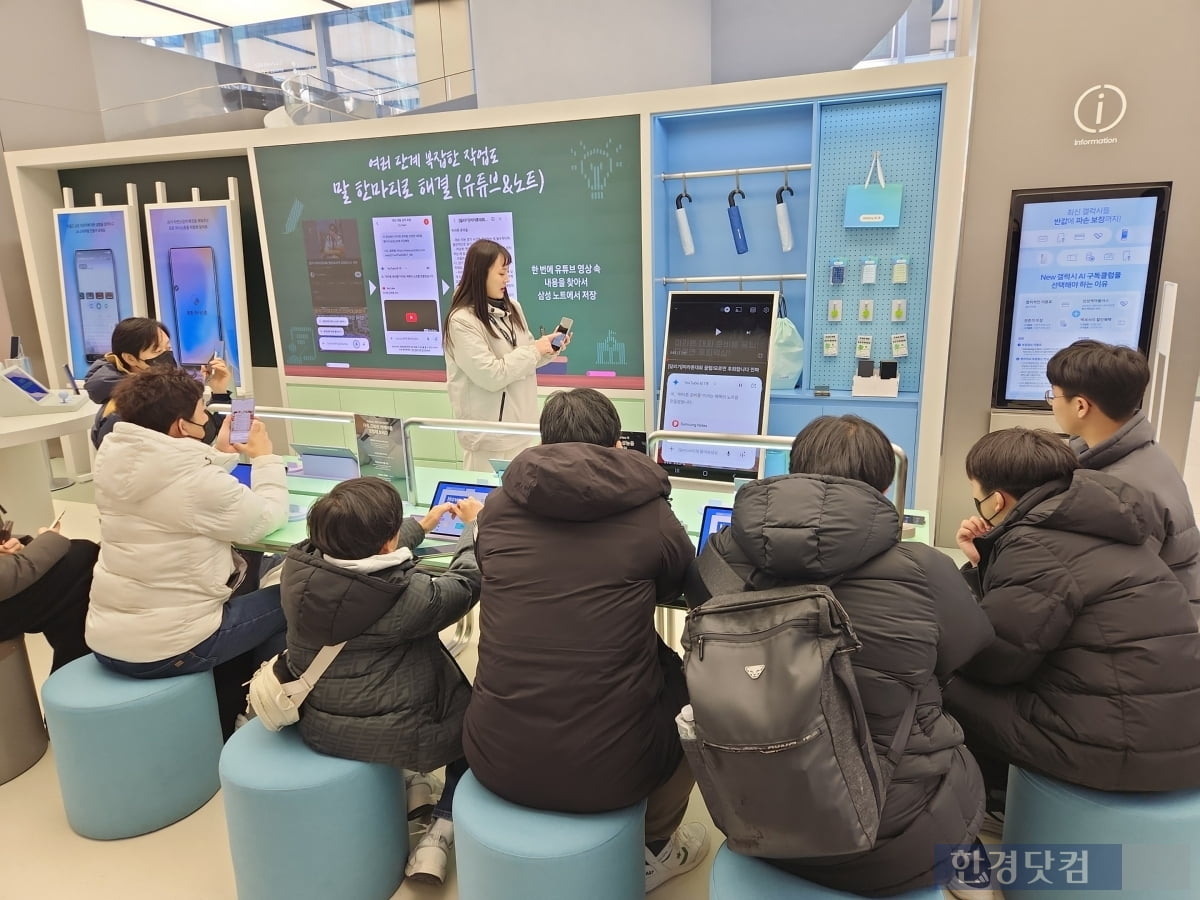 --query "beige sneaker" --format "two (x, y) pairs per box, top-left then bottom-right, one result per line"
(405, 816), (454, 885)
(644, 823), (710, 893)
